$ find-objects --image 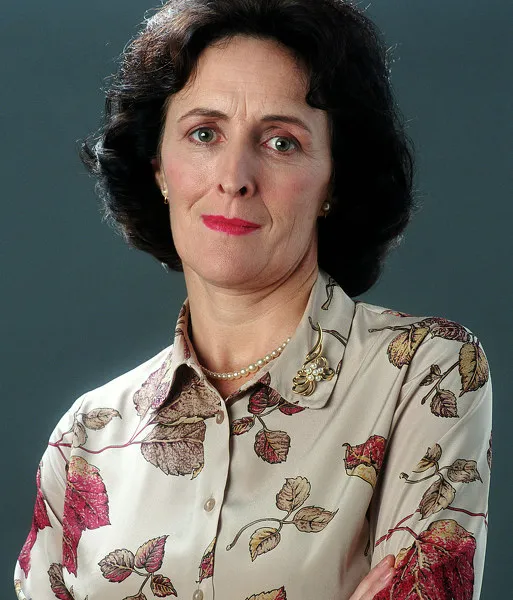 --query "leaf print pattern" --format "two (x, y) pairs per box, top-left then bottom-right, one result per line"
(18, 463), (52, 576)
(133, 355), (174, 417)
(63, 456), (110, 576)
(48, 563), (75, 600)
(198, 537), (216, 583)
(399, 443), (482, 519)
(342, 435), (387, 488)
(369, 318), (489, 417)
(141, 369), (220, 476)
(231, 372), (304, 464)
(373, 519), (476, 600)
(226, 476), (337, 560)
(246, 587), (287, 600)
(487, 432), (492, 470)
(98, 535), (177, 598)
